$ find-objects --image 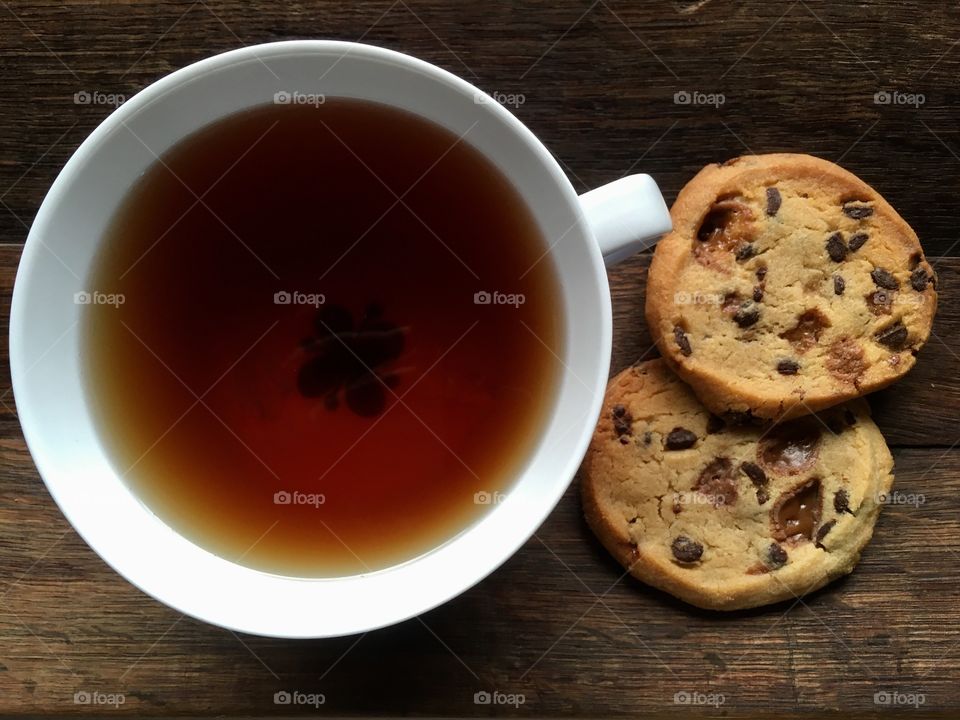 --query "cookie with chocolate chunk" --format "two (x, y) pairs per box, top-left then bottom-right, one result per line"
(646, 153), (937, 420)
(581, 359), (894, 611)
